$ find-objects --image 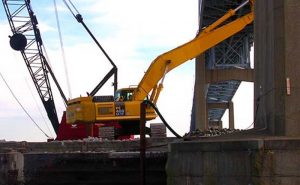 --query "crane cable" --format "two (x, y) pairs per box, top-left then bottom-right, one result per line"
(24, 77), (54, 138)
(54, 0), (72, 99)
(0, 71), (51, 139)
(12, 50), (53, 135)
(62, 0), (80, 17)
(42, 44), (67, 107)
